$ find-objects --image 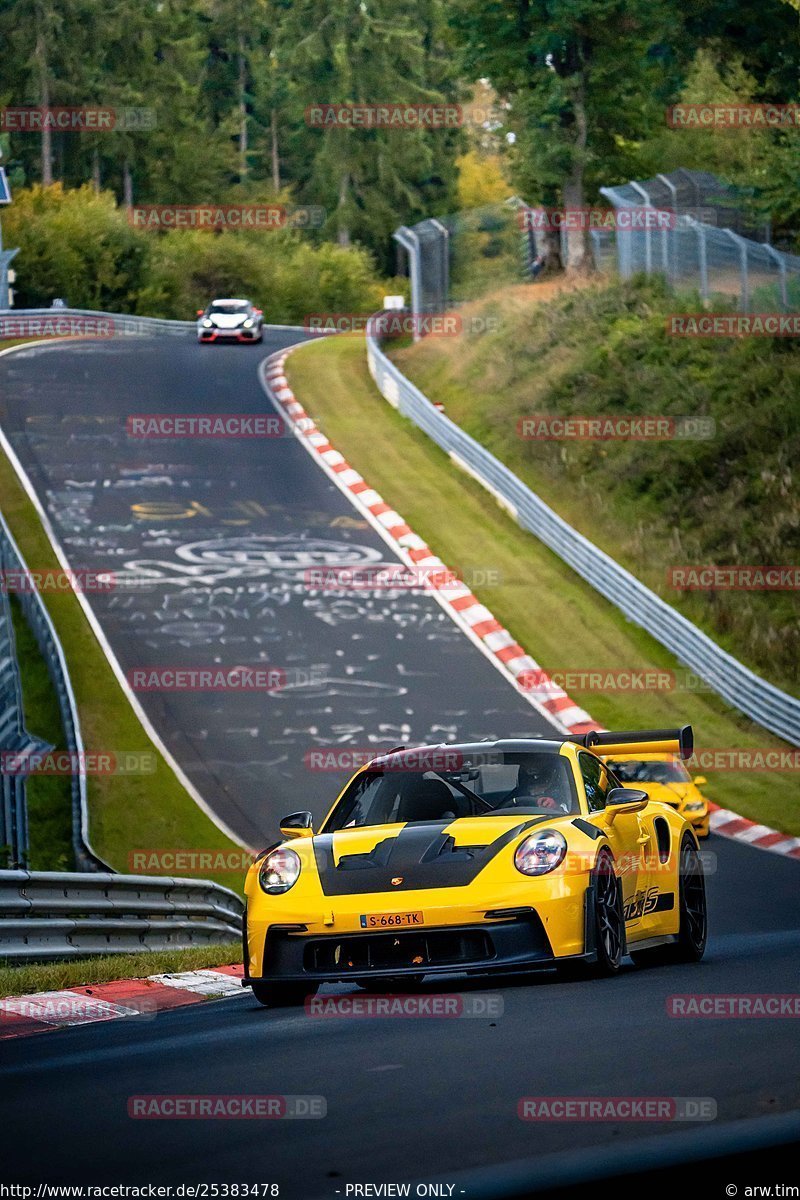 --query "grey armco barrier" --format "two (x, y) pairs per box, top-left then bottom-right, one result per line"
(0, 870), (244, 962)
(0, 512), (110, 871)
(0, 308), (194, 337)
(0, 307), (310, 336)
(365, 324), (800, 746)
